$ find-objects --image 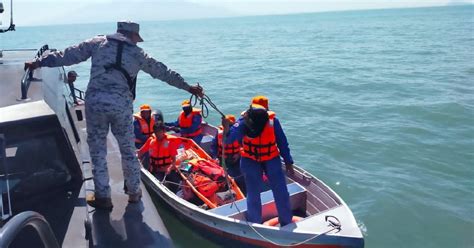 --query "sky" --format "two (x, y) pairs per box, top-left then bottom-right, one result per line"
(0, 0), (472, 26)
